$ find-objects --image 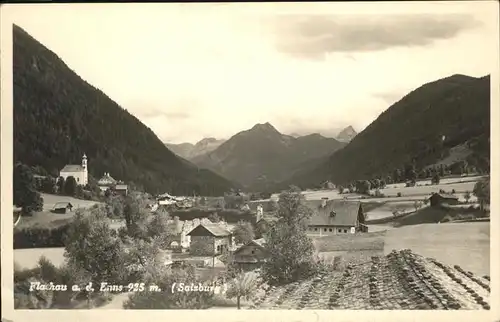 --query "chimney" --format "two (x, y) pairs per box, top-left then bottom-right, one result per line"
(321, 197), (328, 208)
